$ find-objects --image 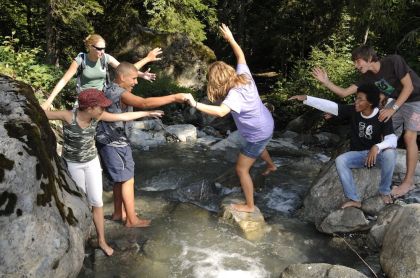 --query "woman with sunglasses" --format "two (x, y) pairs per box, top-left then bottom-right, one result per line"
(42, 34), (162, 110)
